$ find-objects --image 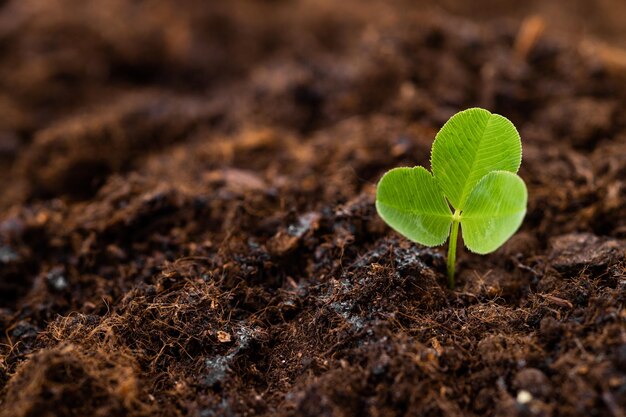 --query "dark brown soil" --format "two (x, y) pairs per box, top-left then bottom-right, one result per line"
(0, 1), (625, 416)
